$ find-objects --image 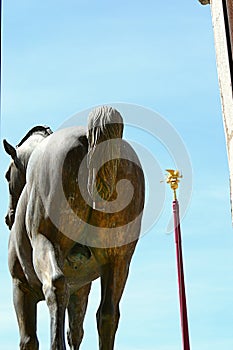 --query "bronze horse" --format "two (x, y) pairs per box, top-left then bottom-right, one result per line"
(3, 106), (145, 350)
